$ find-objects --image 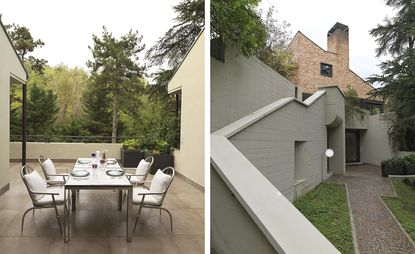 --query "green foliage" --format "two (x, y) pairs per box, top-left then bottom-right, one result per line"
(122, 139), (140, 151)
(381, 156), (409, 169)
(369, 49), (415, 150)
(369, 0), (415, 151)
(294, 183), (354, 254)
(369, 0), (415, 57)
(146, 0), (204, 68)
(344, 85), (367, 120)
(27, 84), (59, 135)
(256, 7), (297, 79)
(4, 22), (47, 73)
(86, 26), (146, 142)
(211, 0), (266, 57)
(382, 179), (415, 242)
